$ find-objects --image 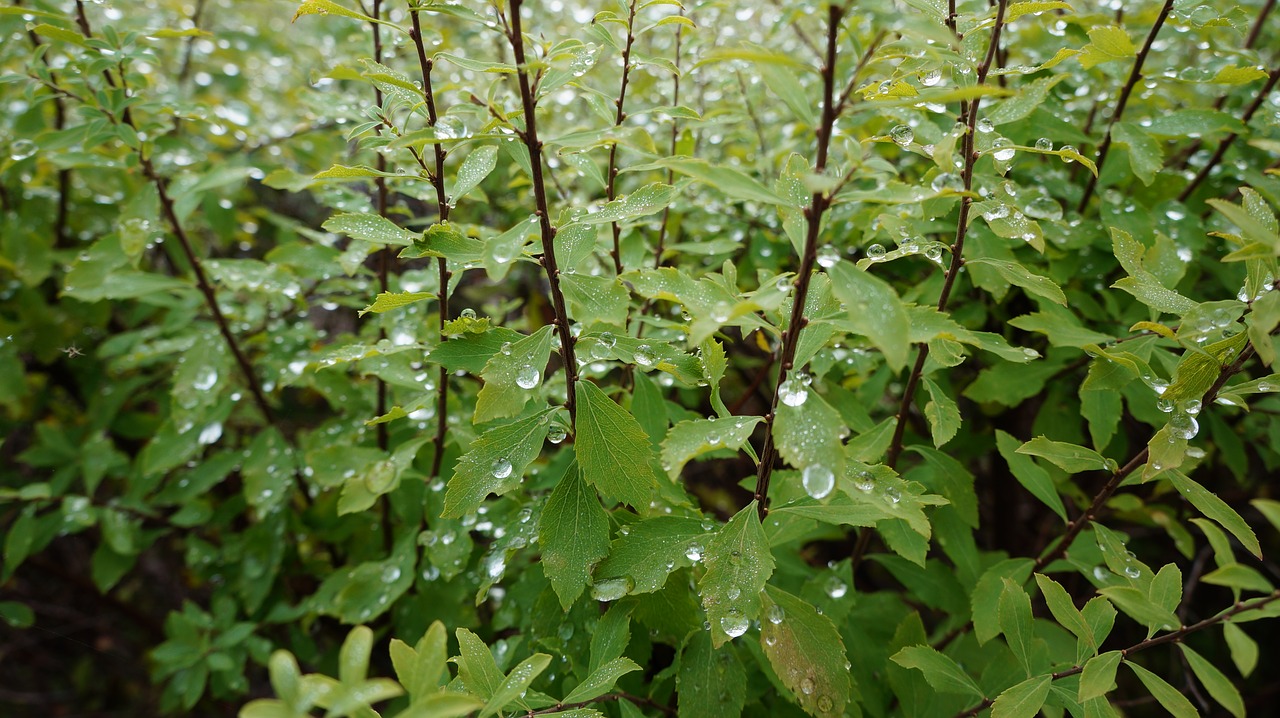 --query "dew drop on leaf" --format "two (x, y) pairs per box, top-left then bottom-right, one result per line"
(889, 124), (913, 147)
(779, 379), (809, 407)
(802, 464), (834, 500)
(491, 457), (513, 479)
(590, 576), (632, 602)
(633, 345), (656, 367)
(766, 604), (785, 624)
(816, 245), (840, 268)
(515, 364), (540, 389)
(720, 609), (748, 638)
